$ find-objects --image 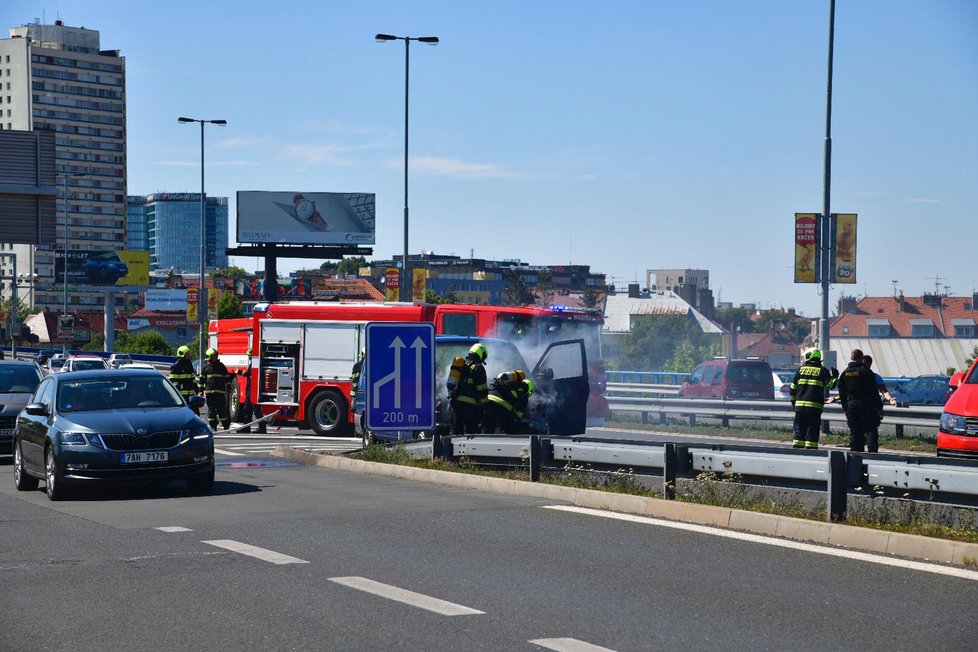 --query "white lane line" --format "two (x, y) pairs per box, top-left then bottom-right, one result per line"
(213, 447), (244, 456)
(202, 540), (308, 565)
(155, 526), (192, 533)
(543, 505), (978, 582)
(329, 576), (484, 616)
(530, 638), (616, 652)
